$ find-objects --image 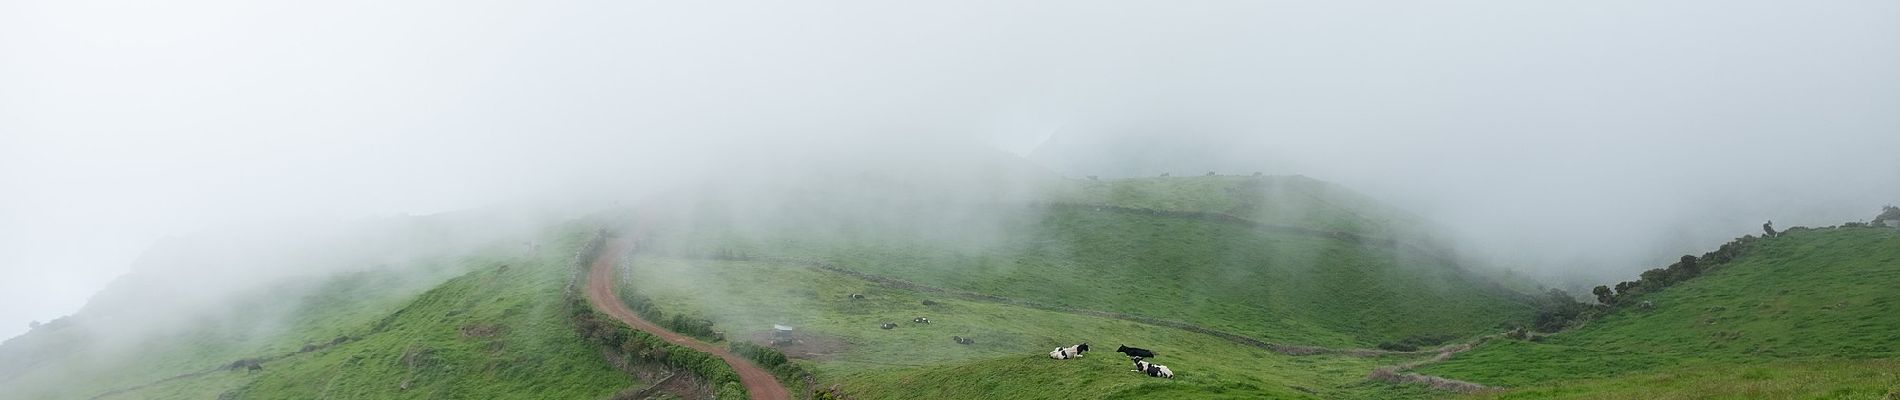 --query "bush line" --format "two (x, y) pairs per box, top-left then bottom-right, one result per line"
(566, 229), (747, 400)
